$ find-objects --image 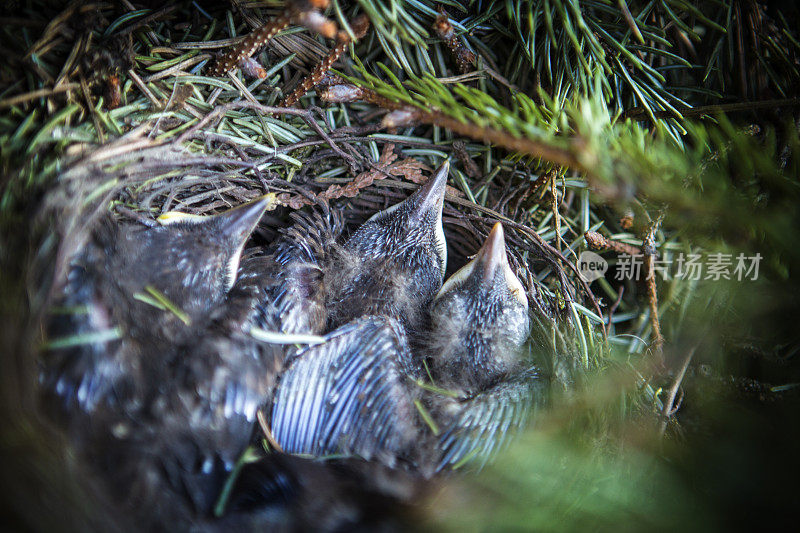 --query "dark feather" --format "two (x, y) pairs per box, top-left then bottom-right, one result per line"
(251, 208), (343, 335)
(270, 316), (418, 467)
(434, 367), (544, 471)
(220, 453), (424, 532)
(86, 278), (284, 527)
